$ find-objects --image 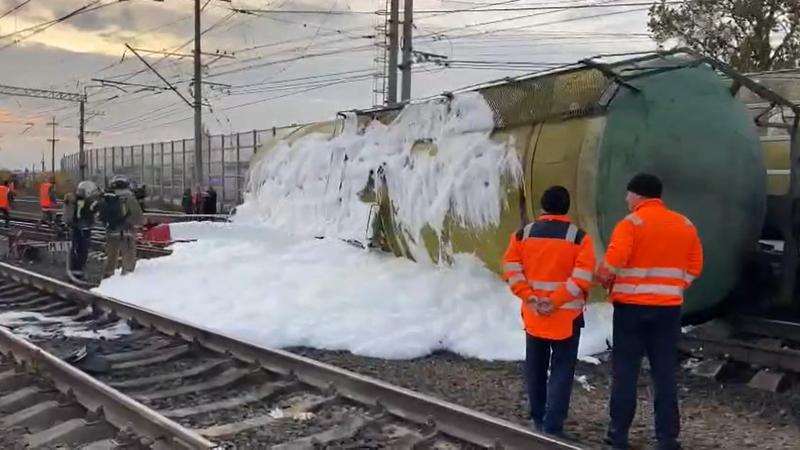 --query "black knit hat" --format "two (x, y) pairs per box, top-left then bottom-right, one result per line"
(541, 185), (570, 215)
(626, 173), (662, 198)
